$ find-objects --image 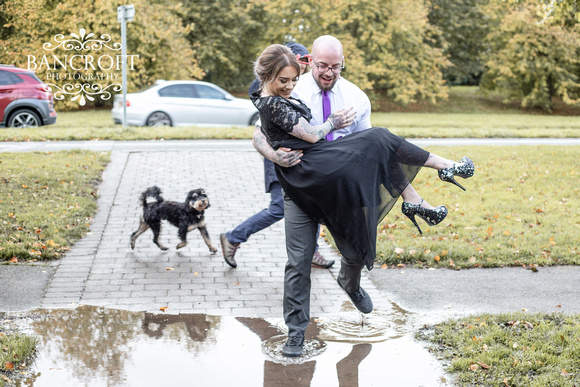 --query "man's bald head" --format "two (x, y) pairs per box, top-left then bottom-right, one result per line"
(311, 35), (343, 59)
